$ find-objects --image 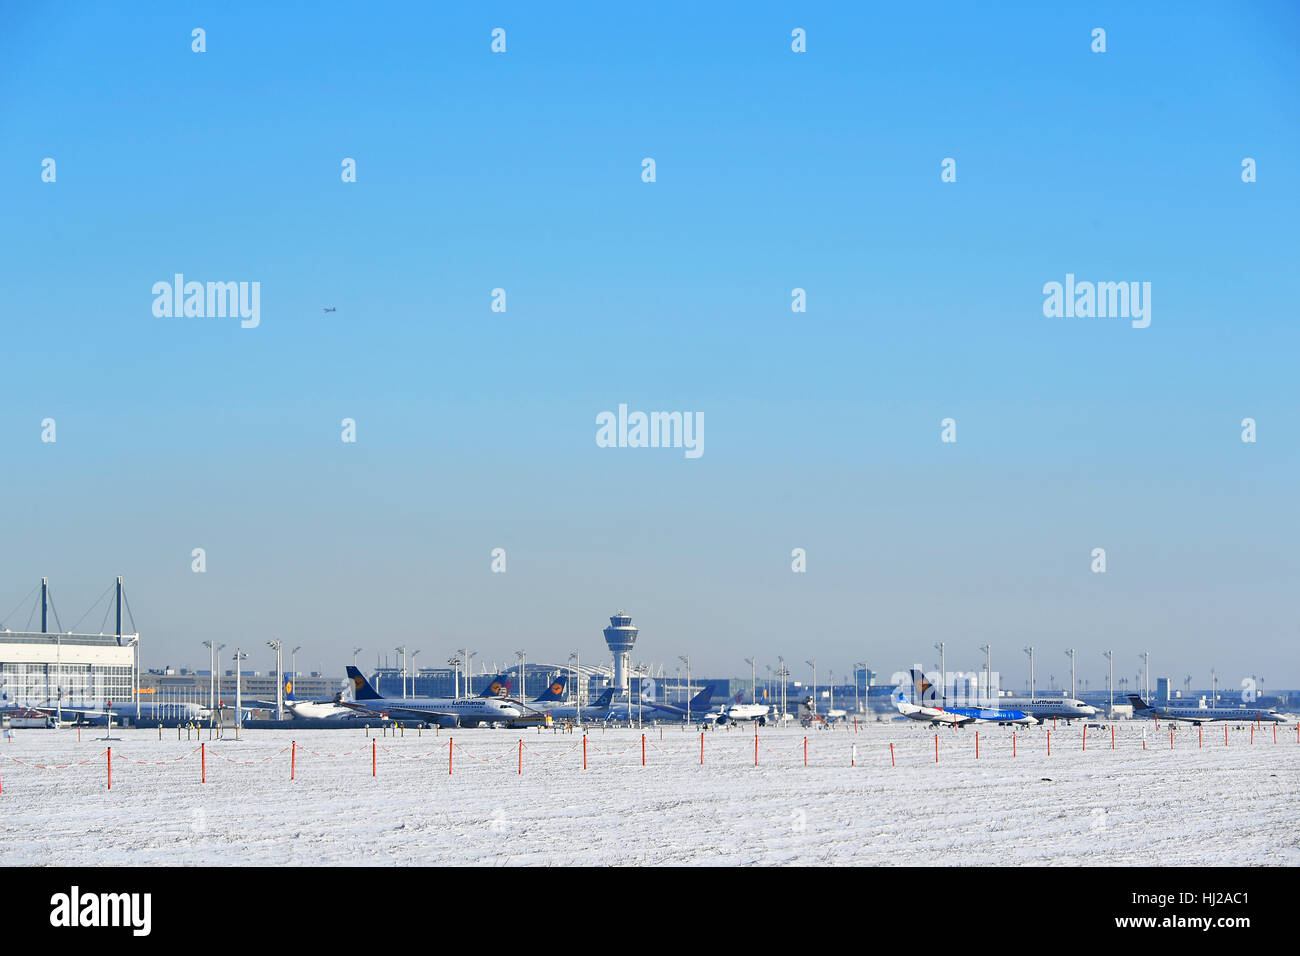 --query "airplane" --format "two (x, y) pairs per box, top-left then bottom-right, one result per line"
(894, 671), (1034, 727)
(995, 696), (1097, 722)
(539, 687), (617, 724)
(341, 666), (521, 728)
(642, 683), (716, 721)
(503, 674), (570, 728)
(32, 699), (211, 726)
(708, 691), (772, 726)
(323, 307), (337, 313)
(1127, 695), (1290, 725)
